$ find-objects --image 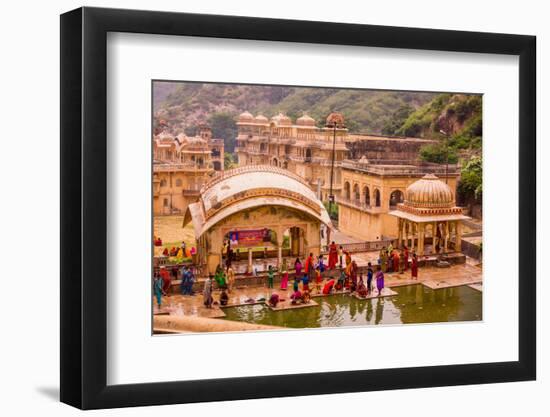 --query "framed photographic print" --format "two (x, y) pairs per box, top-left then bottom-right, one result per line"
(60, 6), (536, 410)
